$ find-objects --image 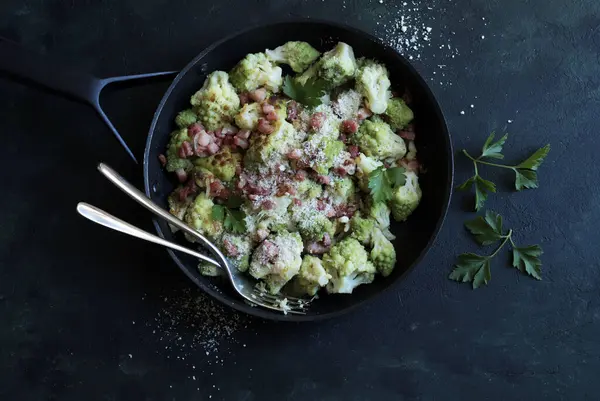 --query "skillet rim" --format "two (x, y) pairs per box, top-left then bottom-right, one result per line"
(143, 18), (454, 322)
